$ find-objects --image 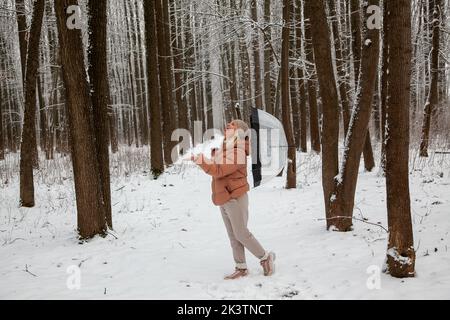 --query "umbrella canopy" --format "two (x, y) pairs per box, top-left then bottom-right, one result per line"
(250, 108), (288, 188)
